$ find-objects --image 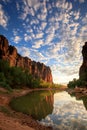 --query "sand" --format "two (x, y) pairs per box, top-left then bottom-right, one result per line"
(0, 88), (53, 130)
(0, 112), (34, 130)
